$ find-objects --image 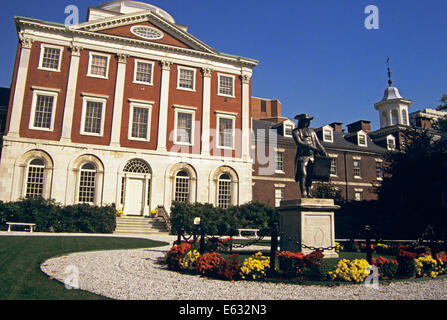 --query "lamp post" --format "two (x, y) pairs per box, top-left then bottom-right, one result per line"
(194, 217), (206, 254)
